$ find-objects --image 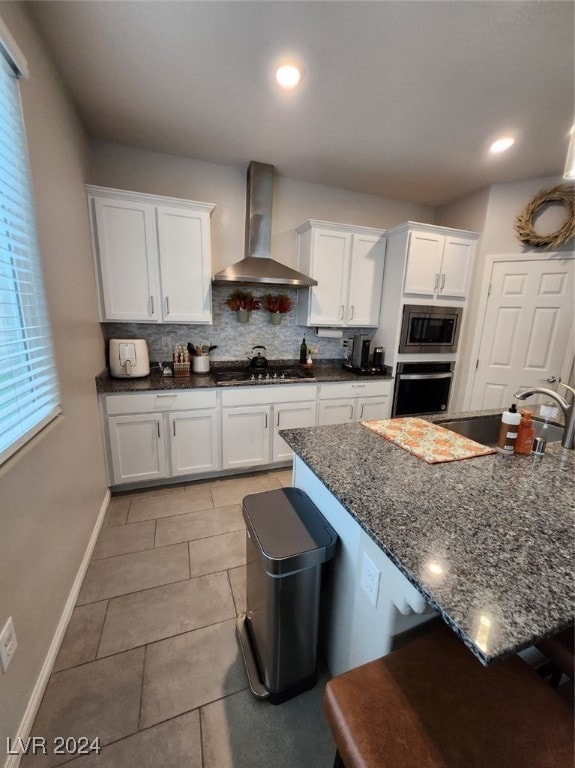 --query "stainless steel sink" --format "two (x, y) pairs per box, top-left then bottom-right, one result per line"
(437, 415), (564, 446)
